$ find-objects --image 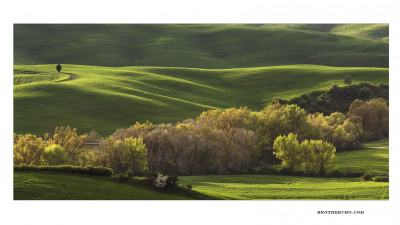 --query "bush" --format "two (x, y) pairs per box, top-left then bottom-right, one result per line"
(374, 172), (389, 182)
(153, 174), (179, 189)
(154, 174), (168, 189)
(14, 165), (113, 176)
(41, 144), (68, 166)
(166, 174), (178, 187)
(361, 172), (373, 181)
(374, 175), (389, 182)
